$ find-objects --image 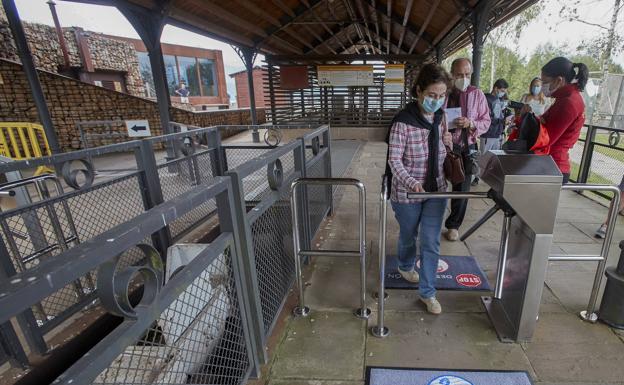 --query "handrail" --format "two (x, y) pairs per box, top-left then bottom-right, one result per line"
(555, 183), (621, 323)
(290, 177), (370, 319)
